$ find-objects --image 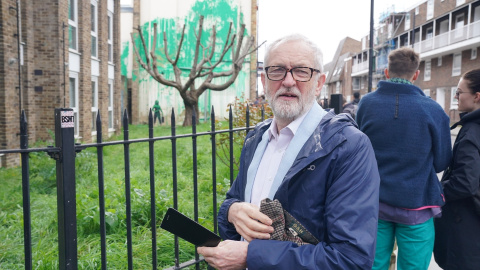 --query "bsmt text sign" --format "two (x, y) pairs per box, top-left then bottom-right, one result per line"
(61, 111), (75, 128)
